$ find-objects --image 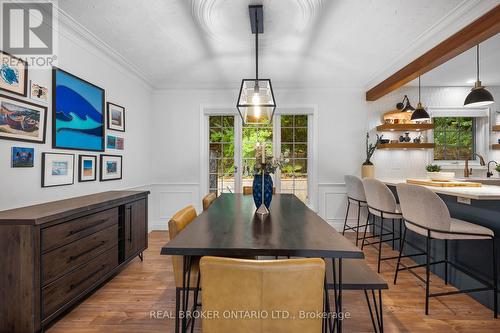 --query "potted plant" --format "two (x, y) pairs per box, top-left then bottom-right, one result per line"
(362, 133), (382, 179)
(496, 164), (500, 178)
(426, 164), (455, 181)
